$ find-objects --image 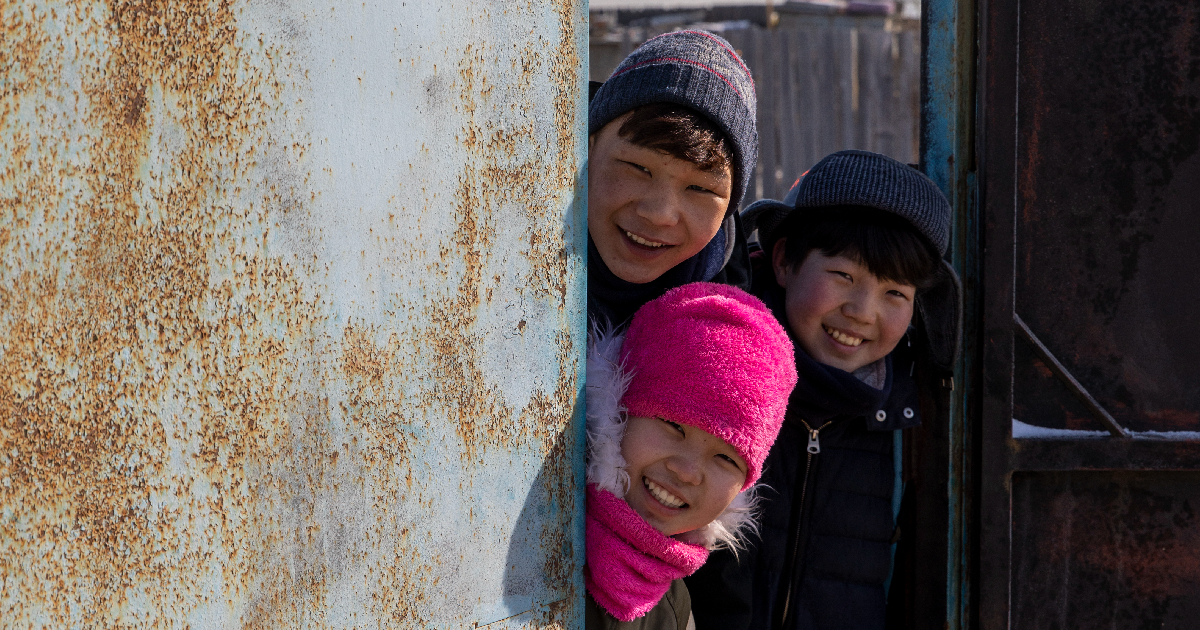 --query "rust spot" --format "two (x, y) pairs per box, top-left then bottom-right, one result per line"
(0, 0), (370, 623)
(342, 323), (390, 383)
(2, 0), (585, 625)
(123, 91), (146, 127)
